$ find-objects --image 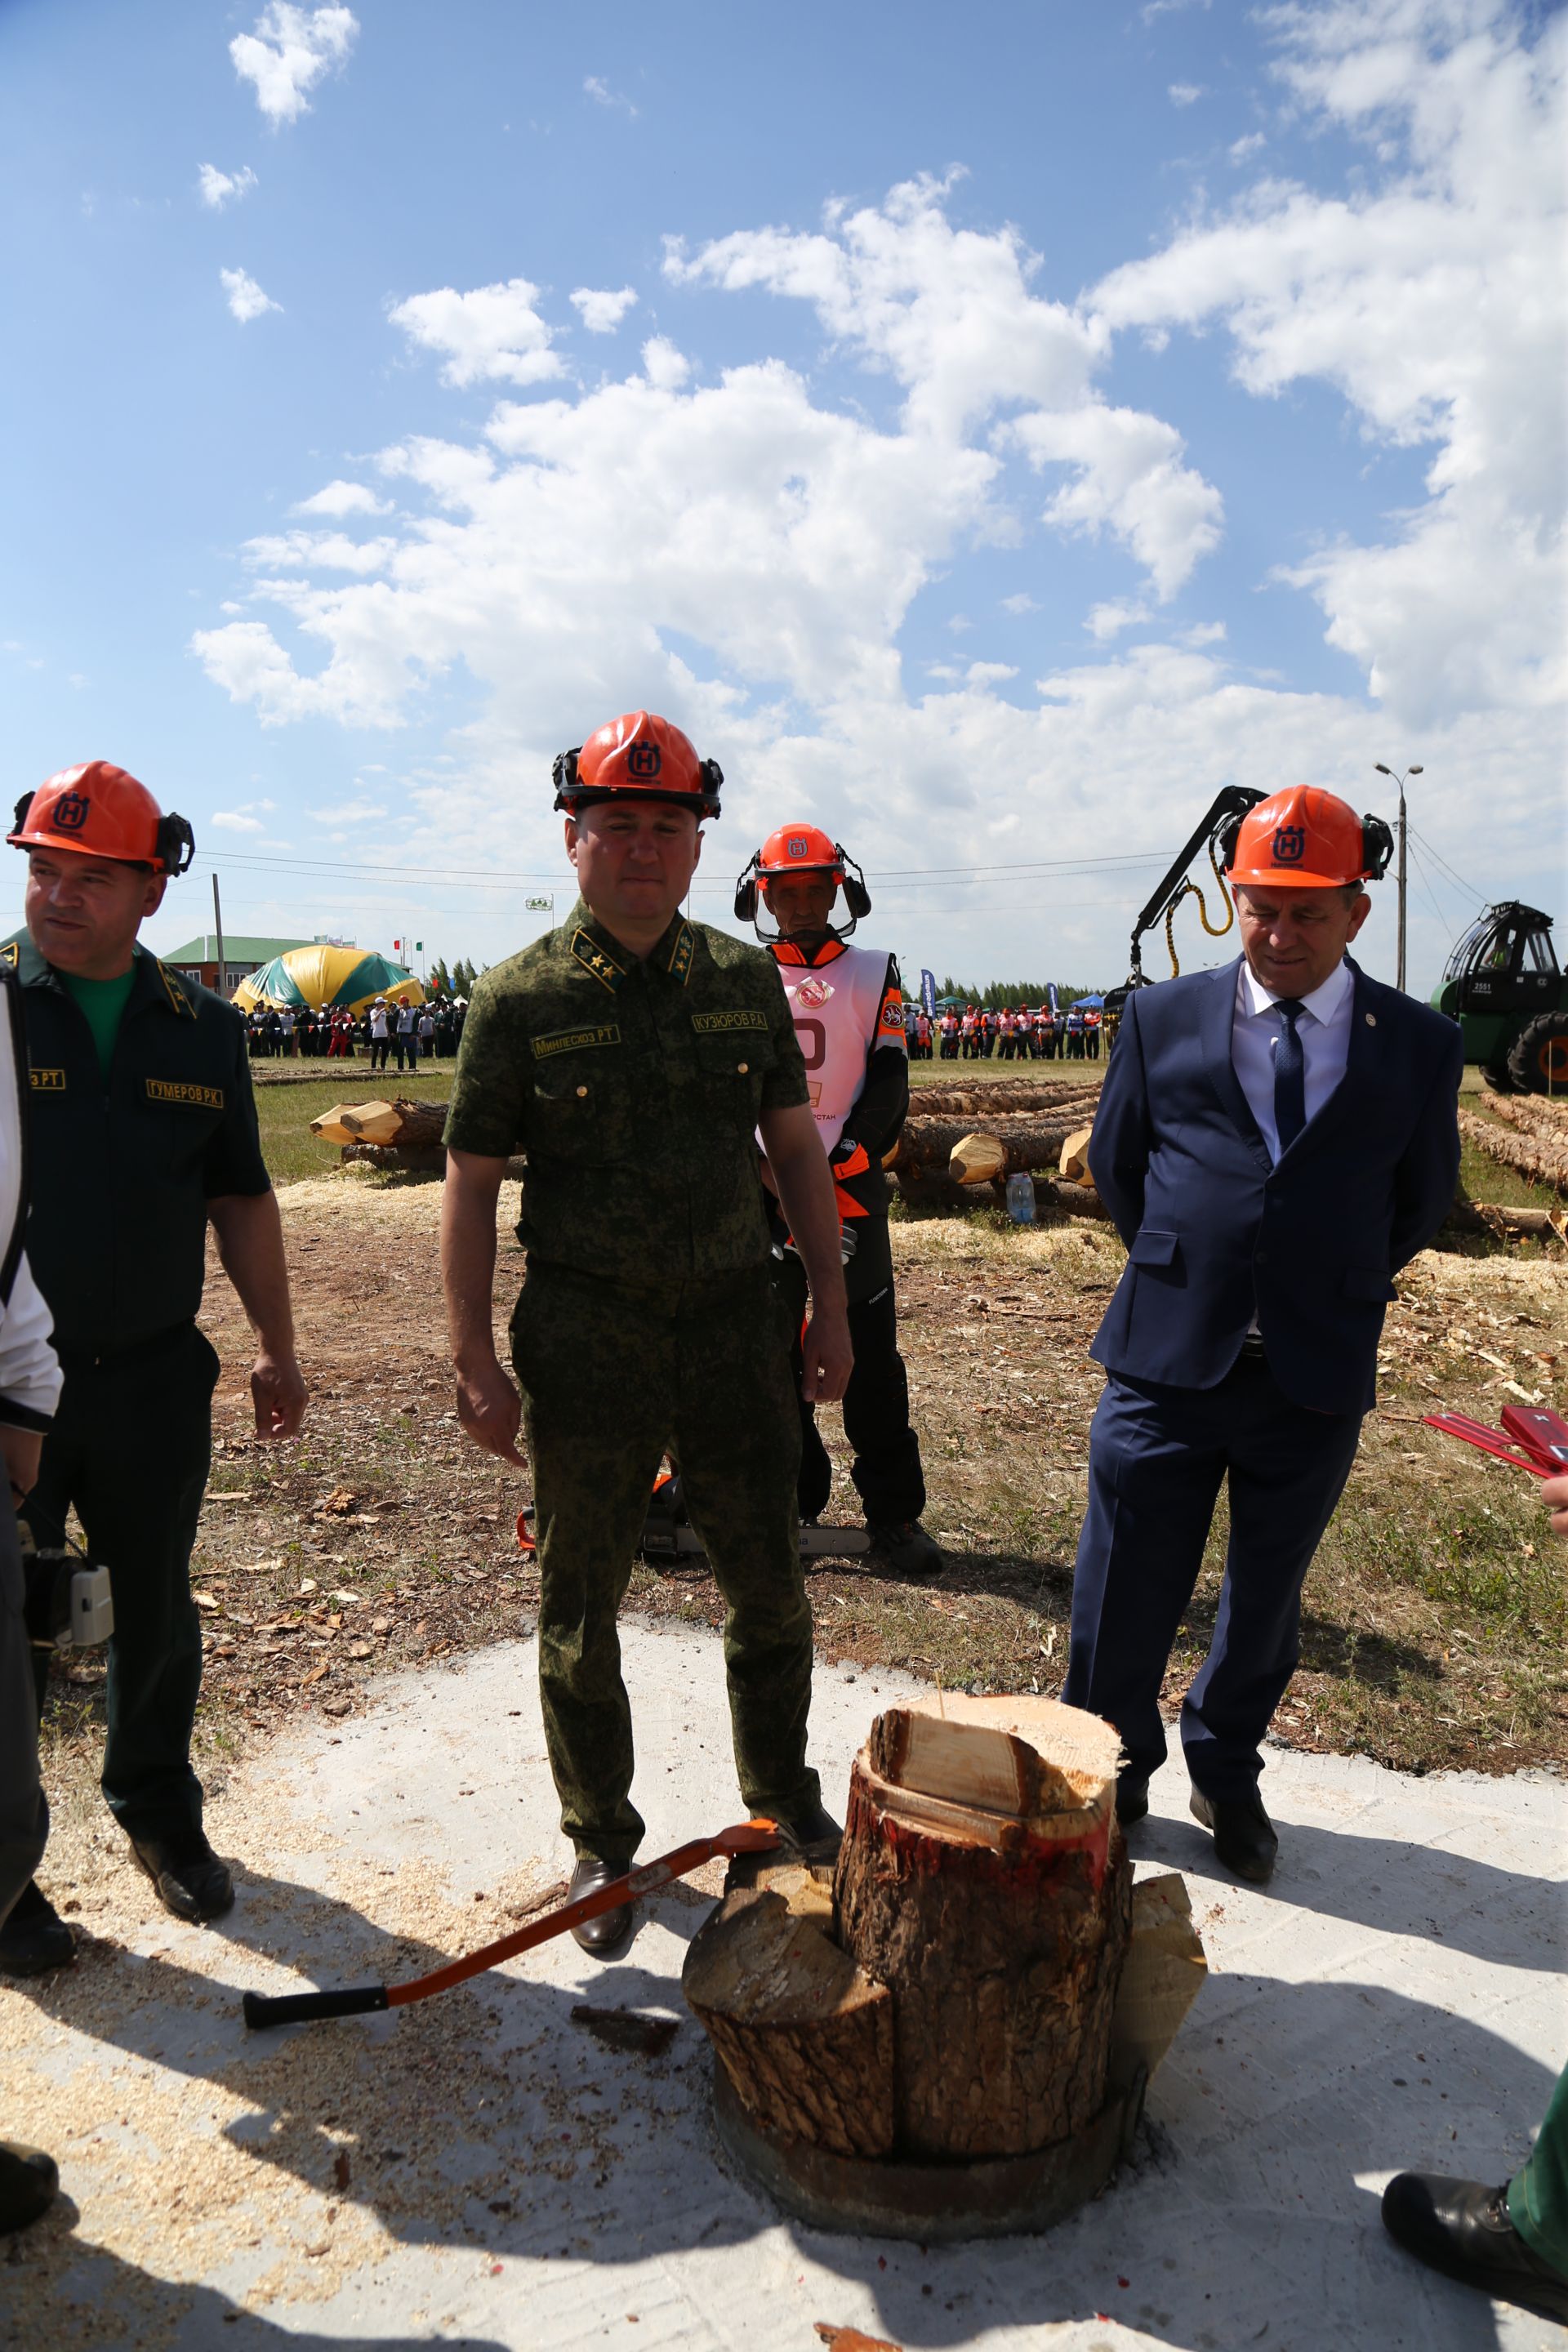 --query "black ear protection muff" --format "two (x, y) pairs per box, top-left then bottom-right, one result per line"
(551, 747), (581, 811)
(156, 813), (195, 876)
(734, 846), (871, 938)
